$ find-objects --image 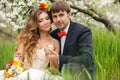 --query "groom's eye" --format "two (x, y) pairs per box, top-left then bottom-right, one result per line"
(59, 14), (64, 17)
(52, 15), (57, 19)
